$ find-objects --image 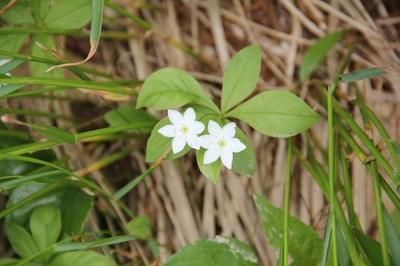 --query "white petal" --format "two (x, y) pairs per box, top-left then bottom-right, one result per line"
(190, 121), (205, 134)
(198, 135), (216, 149)
(220, 148), (233, 169)
(228, 138), (246, 153)
(222, 122), (236, 139)
(171, 135), (186, 153)
(186, 134), (200, 150)
(208, 120), (222, 137)
(203, 148), (221, 164)
(168, 109), (184, 125)
(158, 125), (177, 137)
(183, 107), (196, 124)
